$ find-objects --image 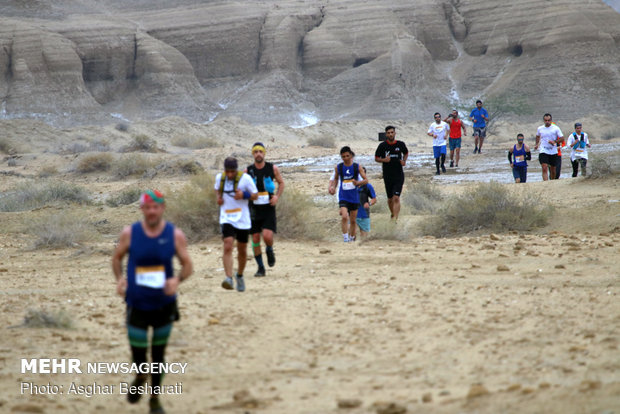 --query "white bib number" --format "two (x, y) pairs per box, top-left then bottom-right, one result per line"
(136, 266), (166, 289)
(255, 192), (270, 205)
(225, 208), (242, 222)
(342, 180), (356, 190)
